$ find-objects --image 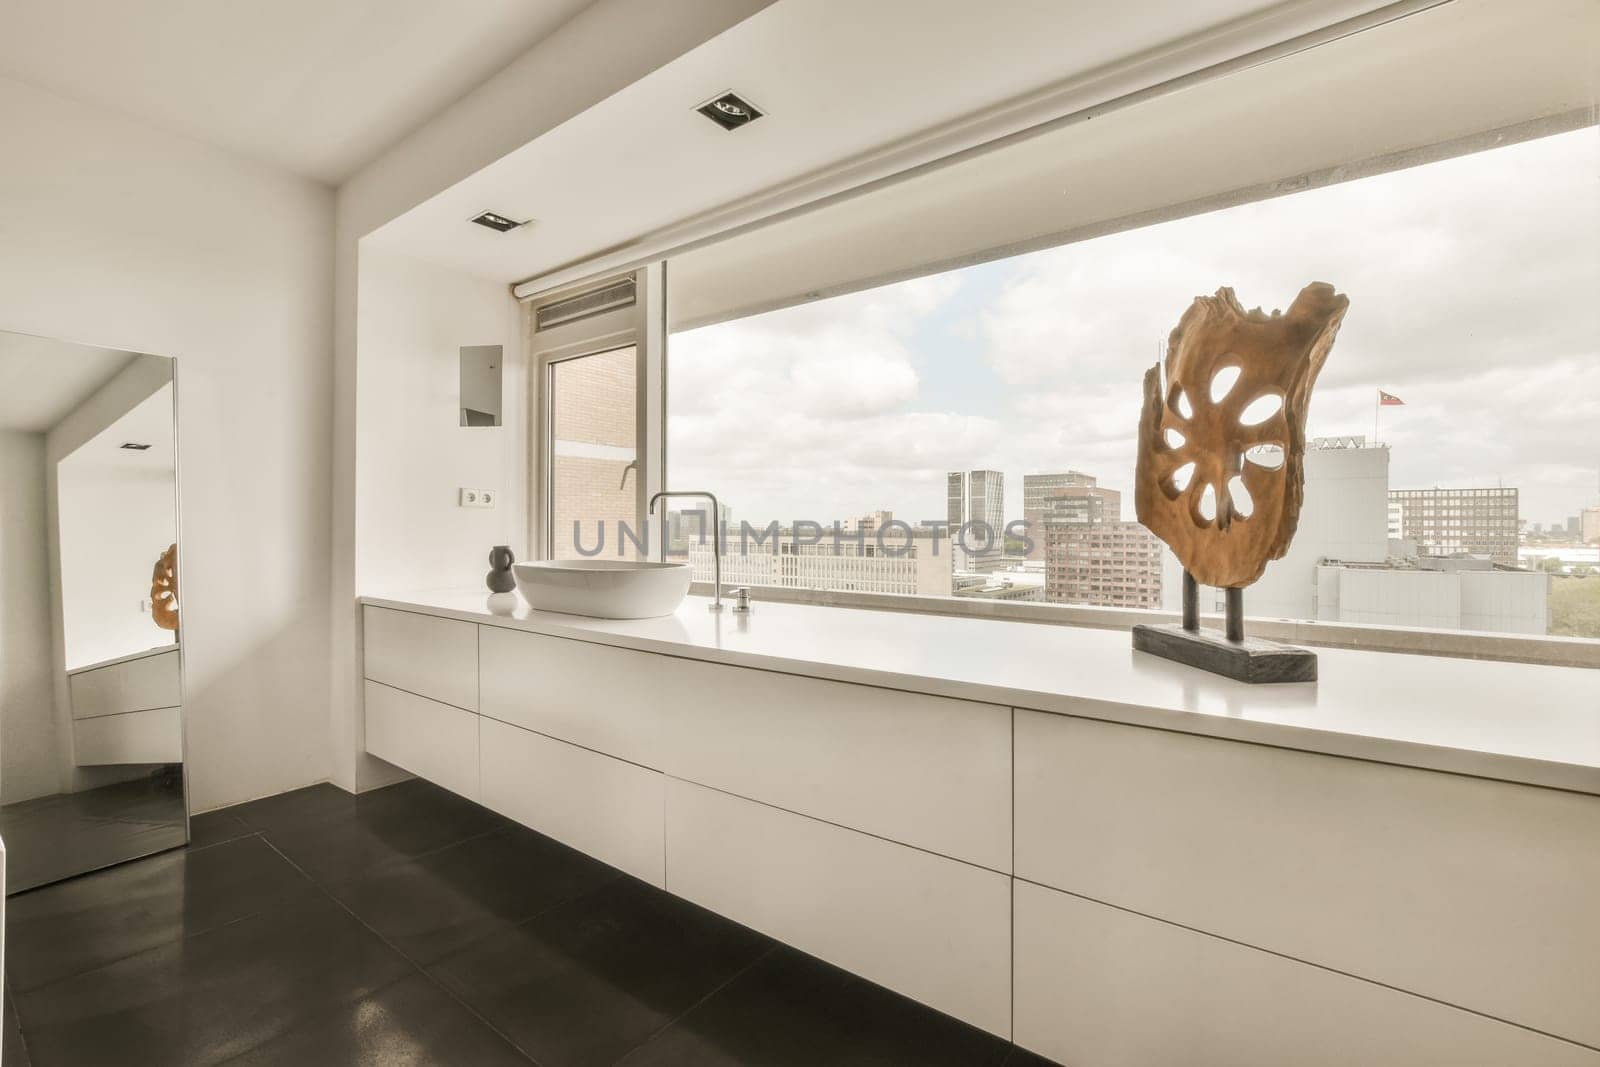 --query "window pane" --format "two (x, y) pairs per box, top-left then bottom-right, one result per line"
(549, 346), (637, 560)
(667, 126), (1599, 639)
